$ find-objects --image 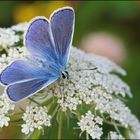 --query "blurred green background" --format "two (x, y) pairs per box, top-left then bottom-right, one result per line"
(0, 0), (140, 138)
